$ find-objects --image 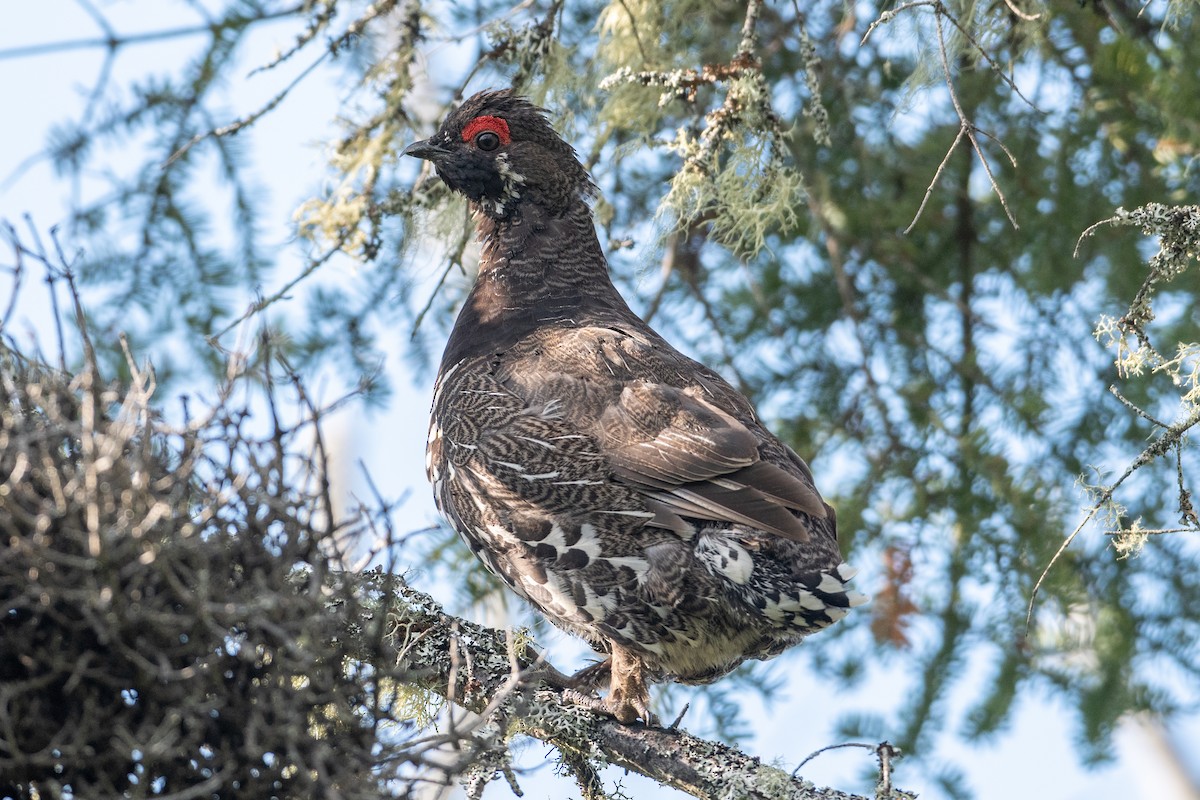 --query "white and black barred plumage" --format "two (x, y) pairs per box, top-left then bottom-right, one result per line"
(407, 90), (866, 723)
